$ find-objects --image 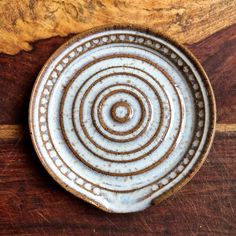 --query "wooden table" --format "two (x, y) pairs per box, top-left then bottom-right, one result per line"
(0, 1), (235, 235)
